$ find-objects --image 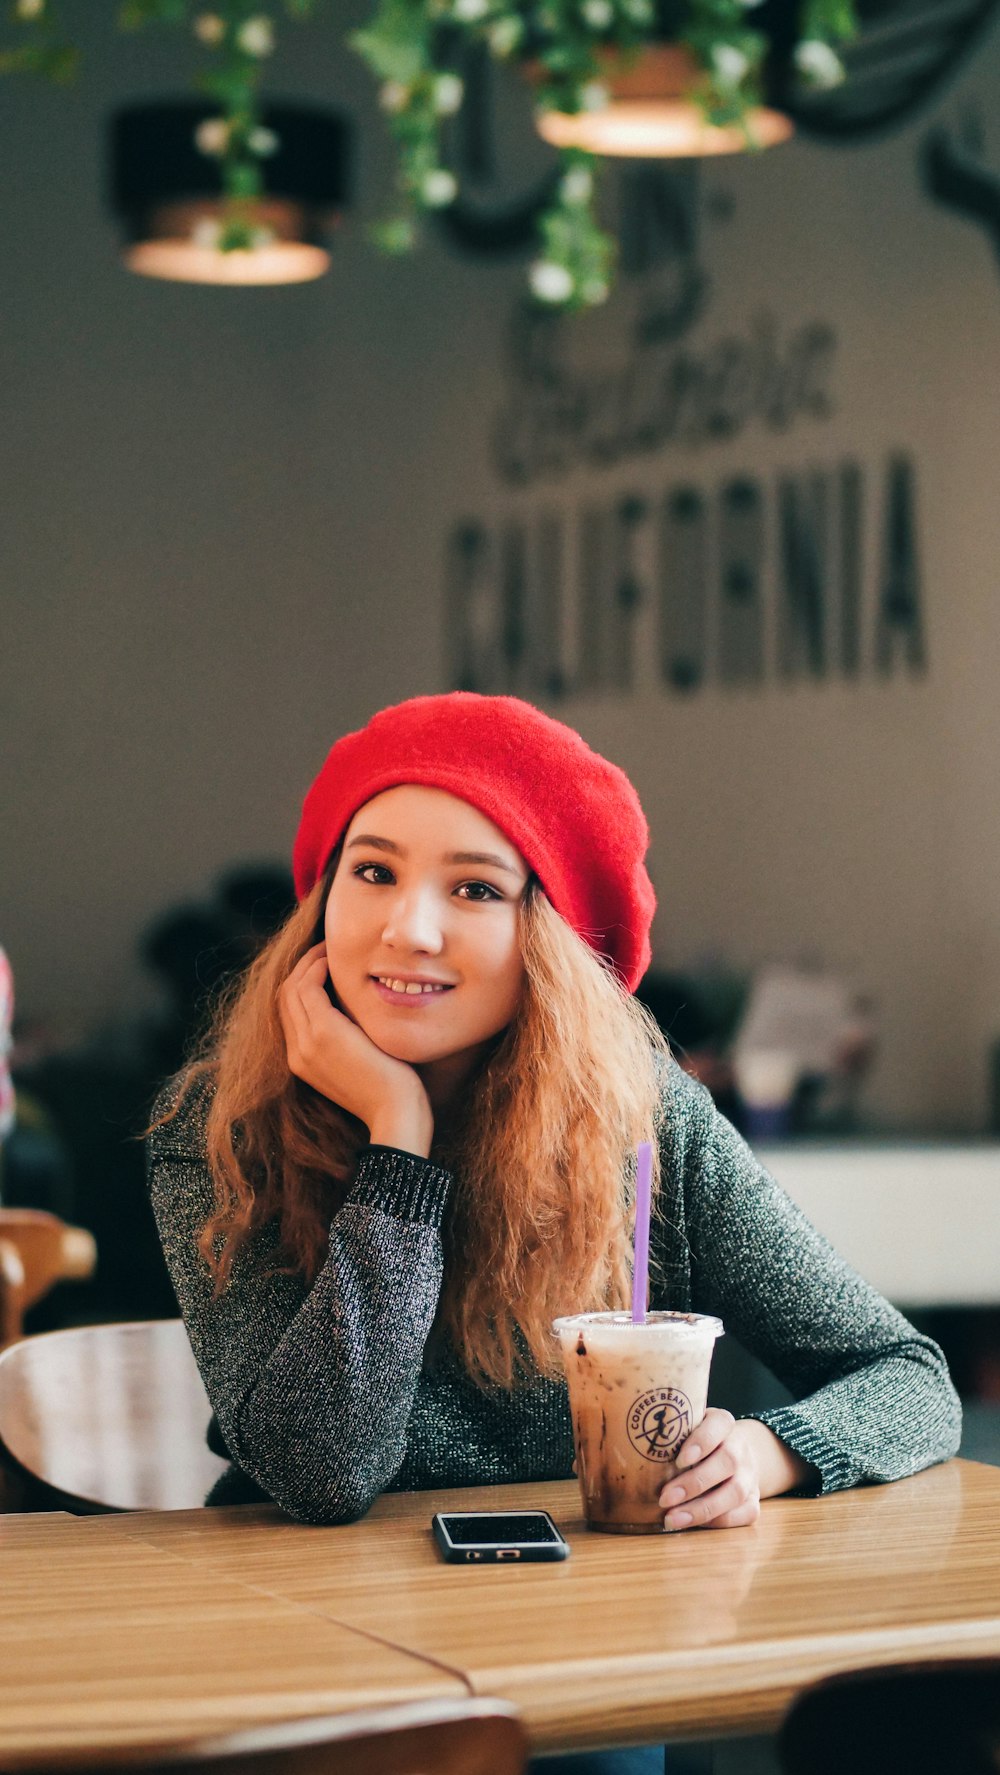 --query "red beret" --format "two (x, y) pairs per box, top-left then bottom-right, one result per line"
(292, 693), (655, 992)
